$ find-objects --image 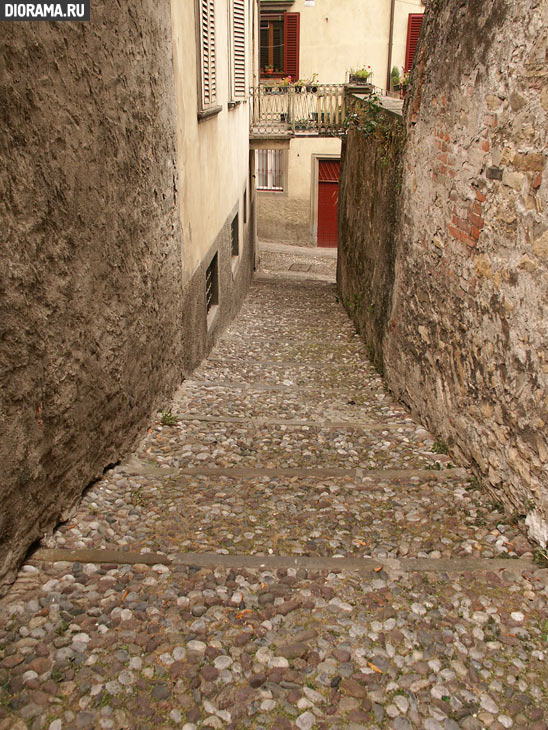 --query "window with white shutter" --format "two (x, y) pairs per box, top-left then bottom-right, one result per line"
(197, 0), (220, 117)
(231, 0), (246, 99)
